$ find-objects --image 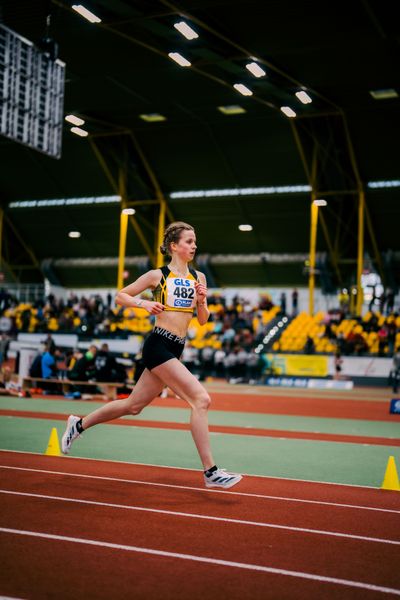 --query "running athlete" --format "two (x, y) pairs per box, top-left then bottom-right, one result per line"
(61, 221), (242, 489)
